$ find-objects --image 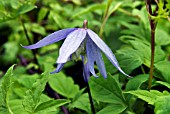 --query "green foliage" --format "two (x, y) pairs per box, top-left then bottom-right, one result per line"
(0, 65), (15, 114)
(22, 72), (49, 113)
(48, 72), (79, 99)
(126, 74), (148, 91)
(97, 104), (127, 114)
(127, 90), (170, 114)
(34, 99), (70, 113)
(0, 0), (170, 113)
(154, 95), (170, 114)
(69, 92), (91, 113)
(0, 0), (36, 22)
(22, 72), (70, 113)
(89, 74), (128, 113)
